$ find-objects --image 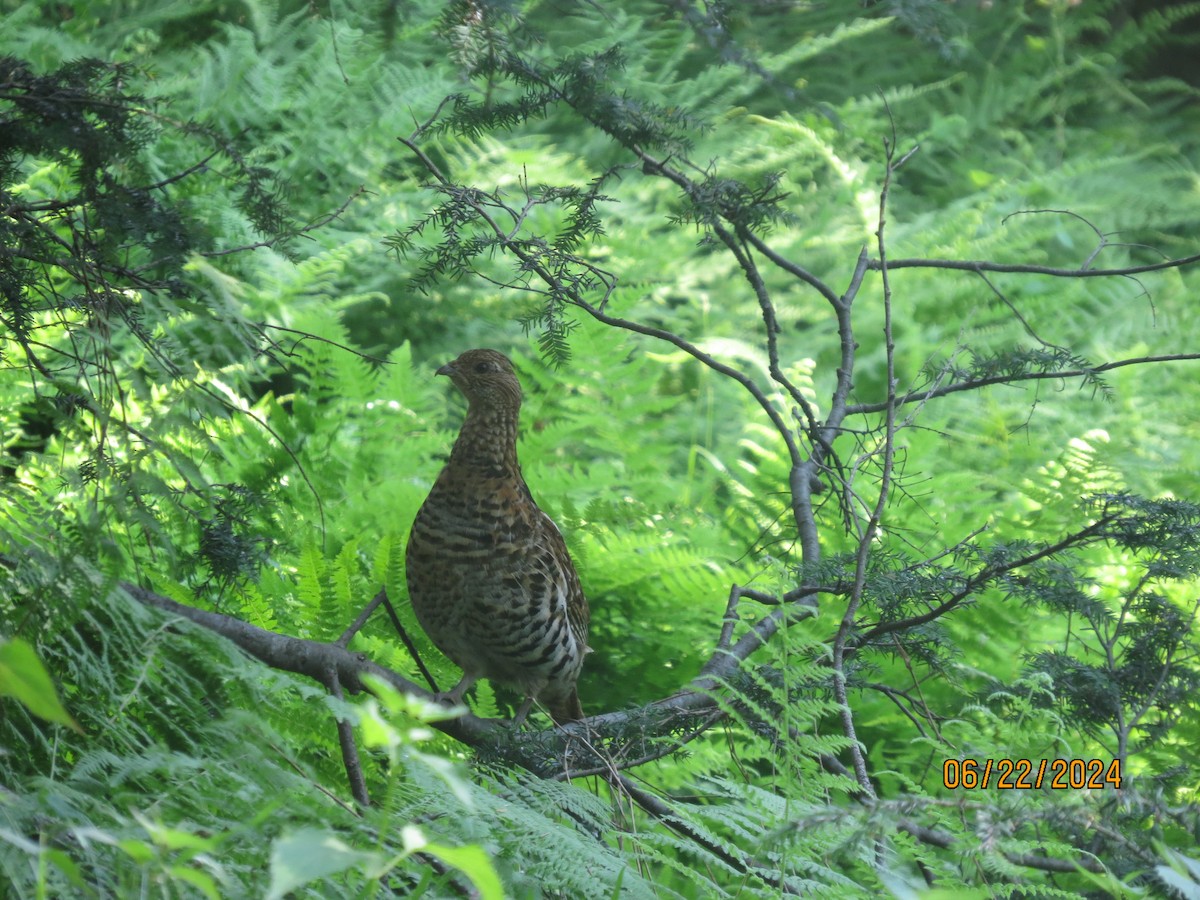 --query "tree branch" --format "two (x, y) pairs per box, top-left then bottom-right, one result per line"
(870, 252), (1200, 278)
(852, 512), (1120, 647)
(846, 353), (1200, 415)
